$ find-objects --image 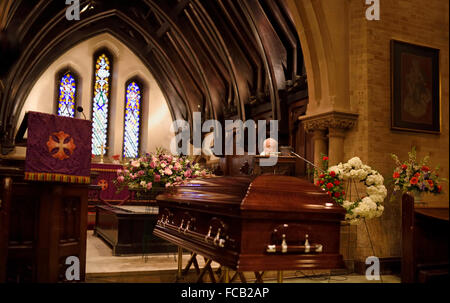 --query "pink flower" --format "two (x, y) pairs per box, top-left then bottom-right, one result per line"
(173, 163), (181, 171)
(131, 160), (140, 168)
(117, 169), (123, 176)
(164, 168), (173, 175)
(146, 182), (152, 190)
(130, 174), (136, 180)
(184, 169), (192, 178)
(176, 176), (182, 182)
(117, 176), (125, 183)
(154, 174), (161, 182)
(138, 170), (145, 176)
(201, 170), (207, 177)
(150, 161), (156, 169)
